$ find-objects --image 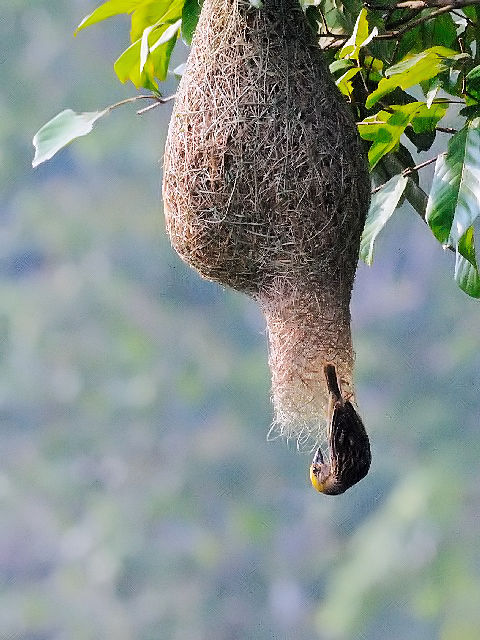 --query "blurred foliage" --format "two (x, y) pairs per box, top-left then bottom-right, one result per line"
(3, 1), (480, 639)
